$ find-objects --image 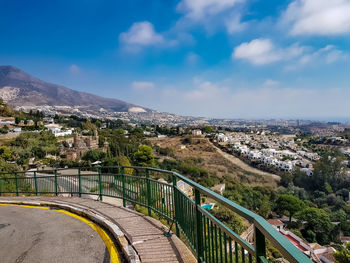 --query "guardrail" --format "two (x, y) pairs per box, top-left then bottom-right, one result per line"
(0, 166), (312, 263)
